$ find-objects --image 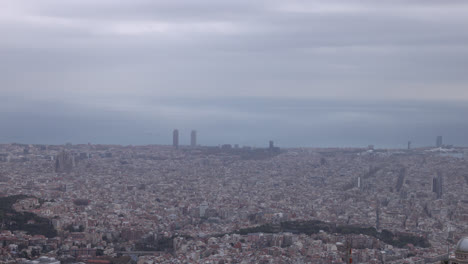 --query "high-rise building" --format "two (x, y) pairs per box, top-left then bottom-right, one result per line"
(436, 136), (443, 148)
(432, 177), (438, 192)
(269, 140), (274, 149)
(407, 141), (411, 150)
(432, 172), (443, 199)
(200, 201), (209, 218)
(173, 129), (179, 148)
(191, 130), (197, 147)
